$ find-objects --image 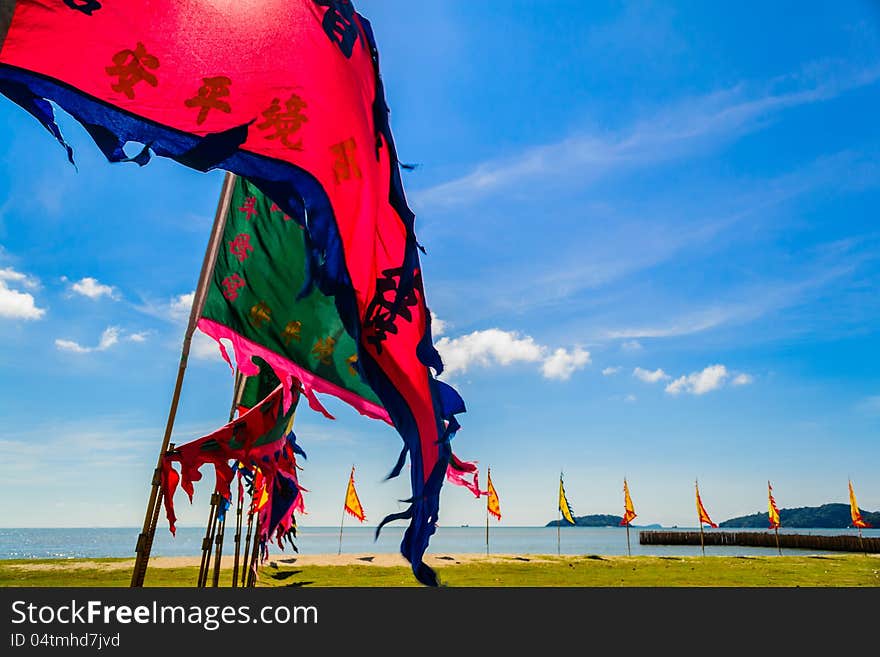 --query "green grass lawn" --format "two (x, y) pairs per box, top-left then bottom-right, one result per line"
(2, 555), (878, 587)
